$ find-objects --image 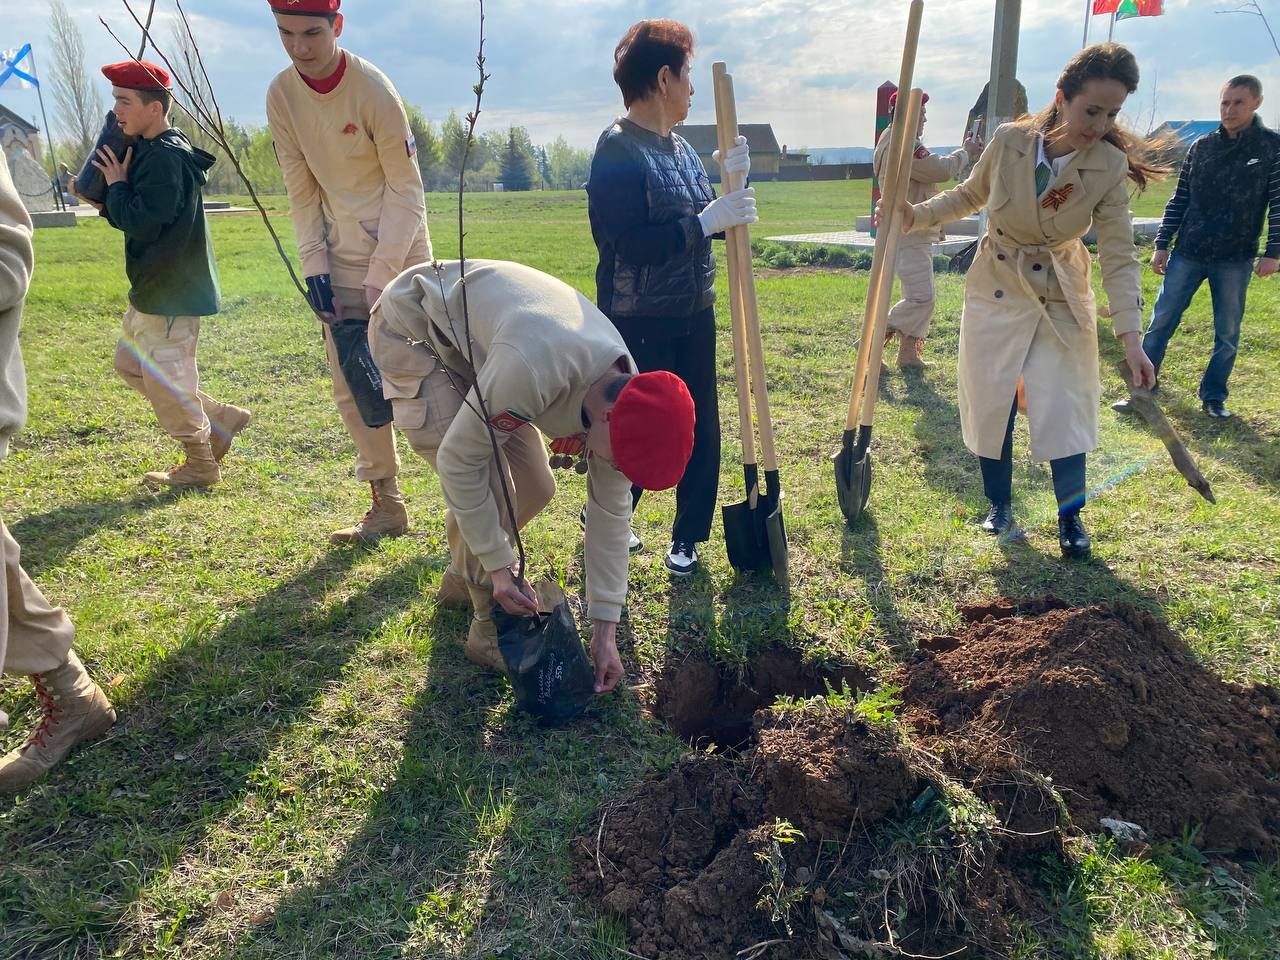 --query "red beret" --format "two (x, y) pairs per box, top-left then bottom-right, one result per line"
(267, 0), (341, 12)
(610, 371), (695, 491)
(888, 90), (929, 109)
(101, 61), (171, 91)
